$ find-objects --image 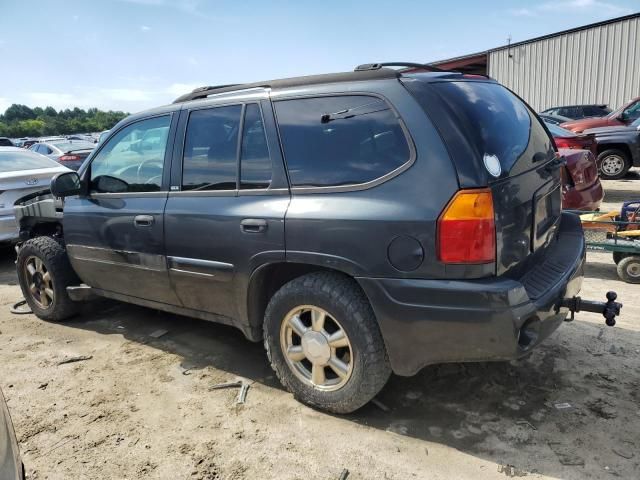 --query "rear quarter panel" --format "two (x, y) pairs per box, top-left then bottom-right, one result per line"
(275, 80), (462, 279)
